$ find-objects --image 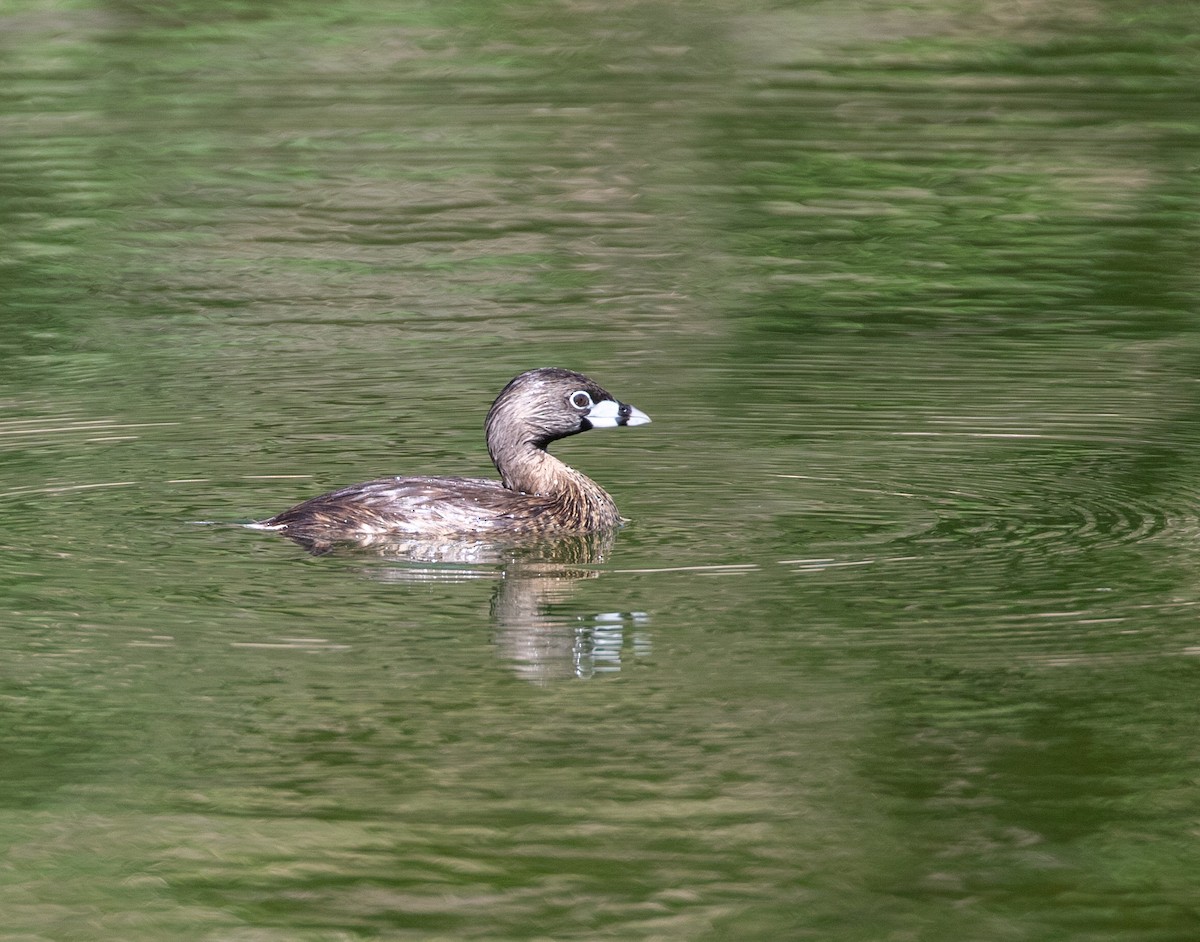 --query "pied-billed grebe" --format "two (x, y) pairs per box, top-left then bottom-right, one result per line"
(252, 367), (650, 545)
